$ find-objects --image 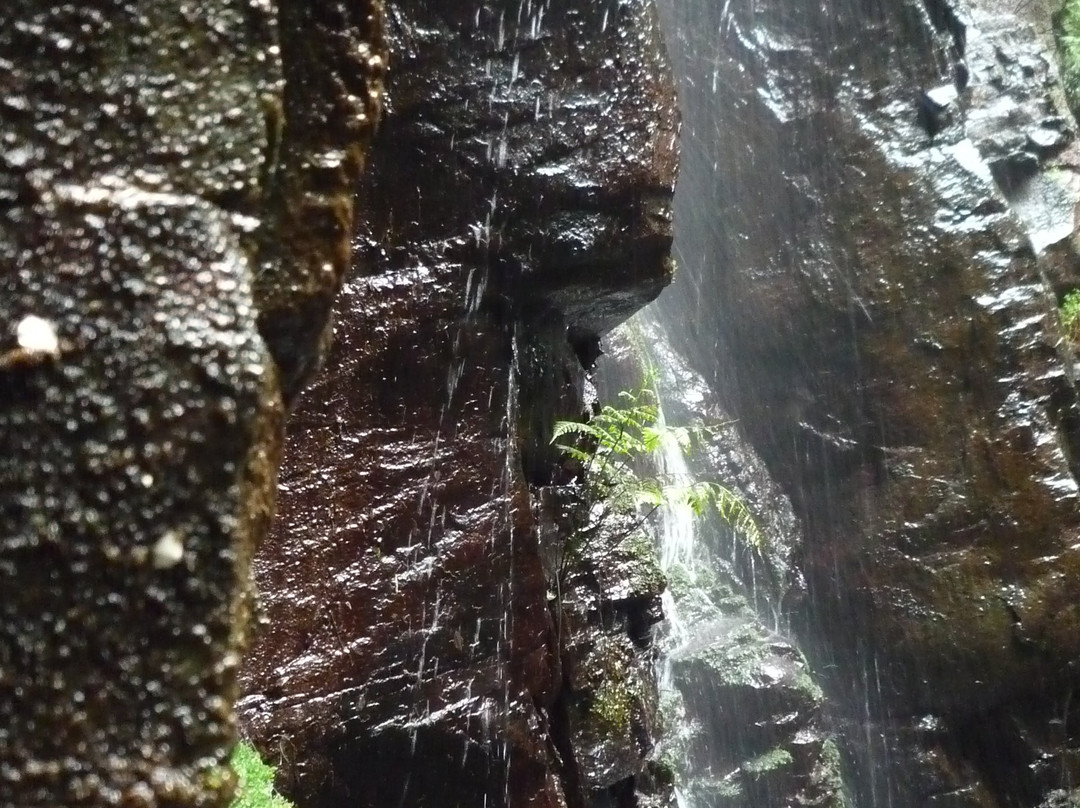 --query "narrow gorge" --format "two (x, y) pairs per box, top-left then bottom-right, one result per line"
(3, 1), (1080, 808)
